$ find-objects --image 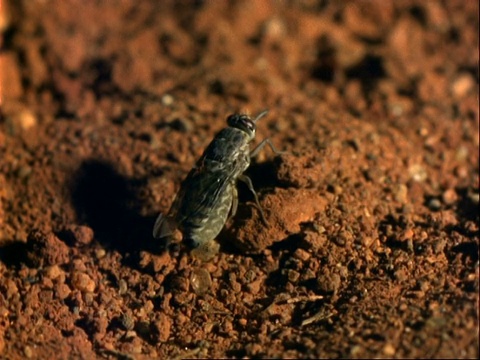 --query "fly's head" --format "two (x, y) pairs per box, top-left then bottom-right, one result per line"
(226, 110), (268, 141)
